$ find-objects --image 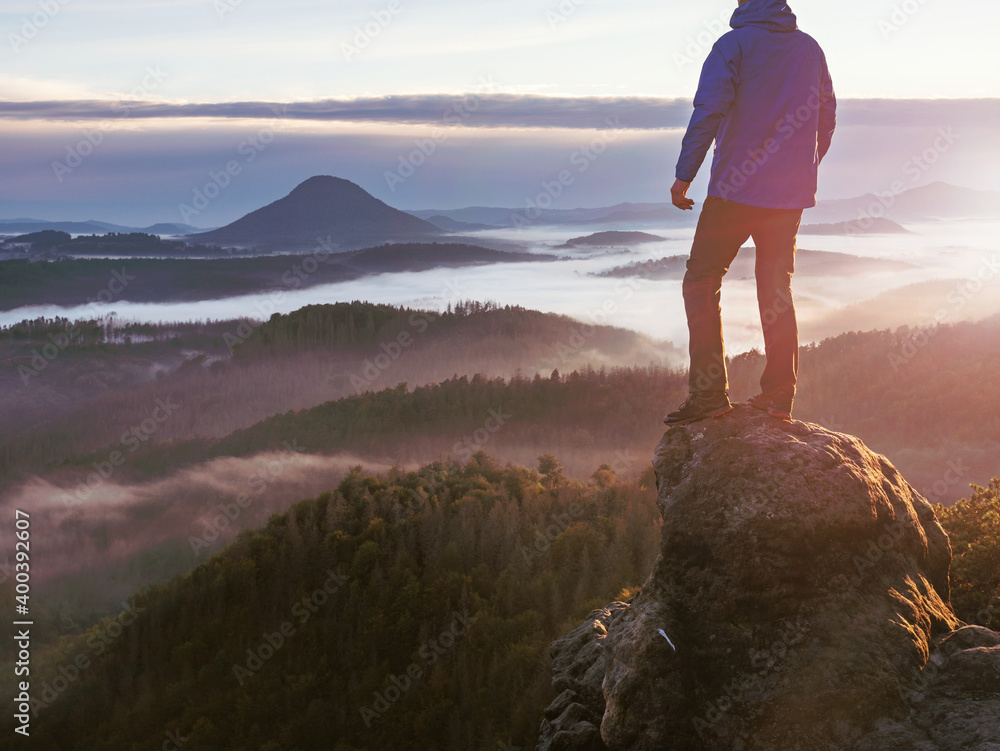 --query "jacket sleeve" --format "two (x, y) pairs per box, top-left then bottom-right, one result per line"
(817, 54), (836, 163)
(675, 42), (740, 183)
